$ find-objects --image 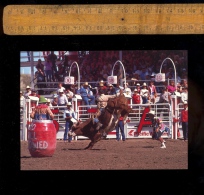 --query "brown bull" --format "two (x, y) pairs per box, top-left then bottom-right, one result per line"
(69, 94), (133, 149)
